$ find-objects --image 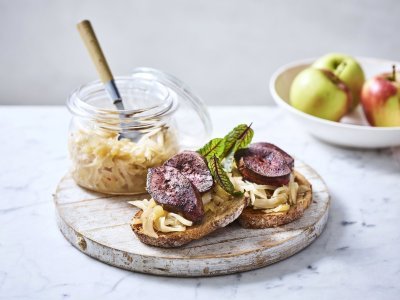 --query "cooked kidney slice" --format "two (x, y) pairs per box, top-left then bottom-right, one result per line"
(249, 142), (294, 169)
(146, 165), (204, 223)
(234, 147), (292, 186)
(164, 150), (213, 193)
